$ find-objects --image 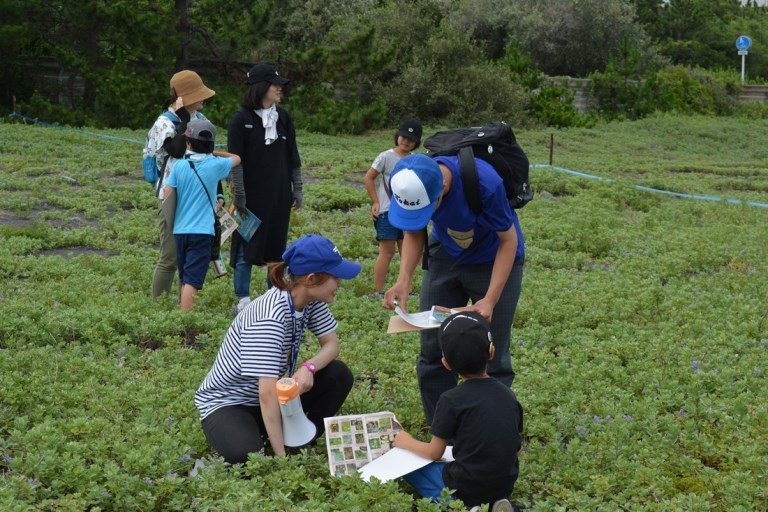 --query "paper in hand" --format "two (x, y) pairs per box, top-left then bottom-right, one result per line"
(232, 208), (261, 242)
